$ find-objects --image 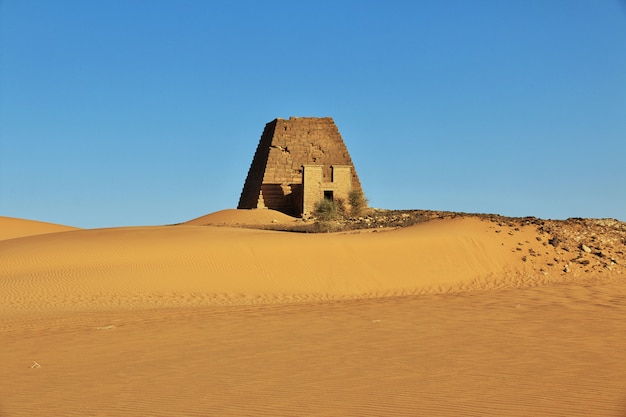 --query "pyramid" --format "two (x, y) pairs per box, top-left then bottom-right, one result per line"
(238, 117), (364, 217)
